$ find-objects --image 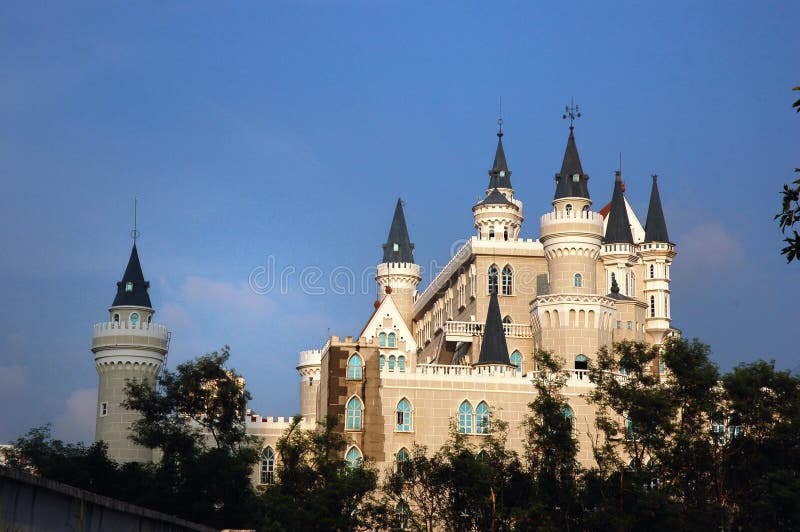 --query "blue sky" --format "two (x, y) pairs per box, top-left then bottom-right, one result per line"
(1, 1), (798, 443)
